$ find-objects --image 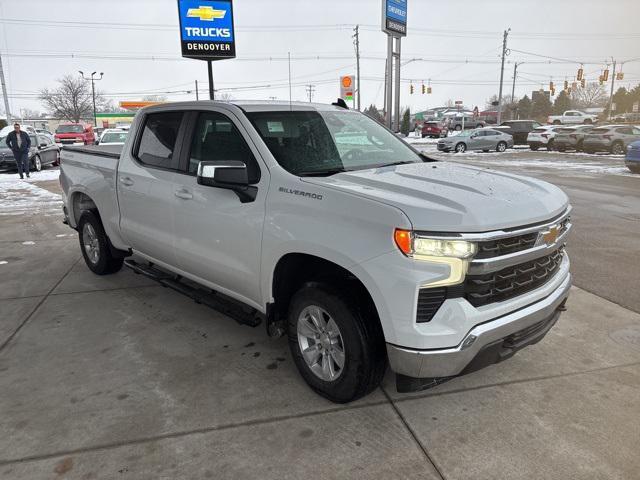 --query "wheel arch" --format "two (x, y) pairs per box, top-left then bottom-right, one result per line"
(69, 190), (99, 227)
